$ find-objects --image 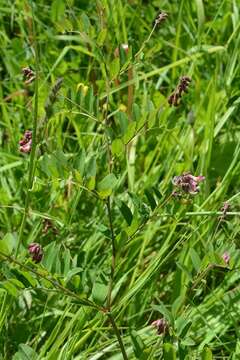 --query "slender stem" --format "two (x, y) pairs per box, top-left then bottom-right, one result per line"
(107, 312), (128, 360)
(15, 2), (39, 257)
(134, 24), (157, 59)
(106, 197), (116, 310)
